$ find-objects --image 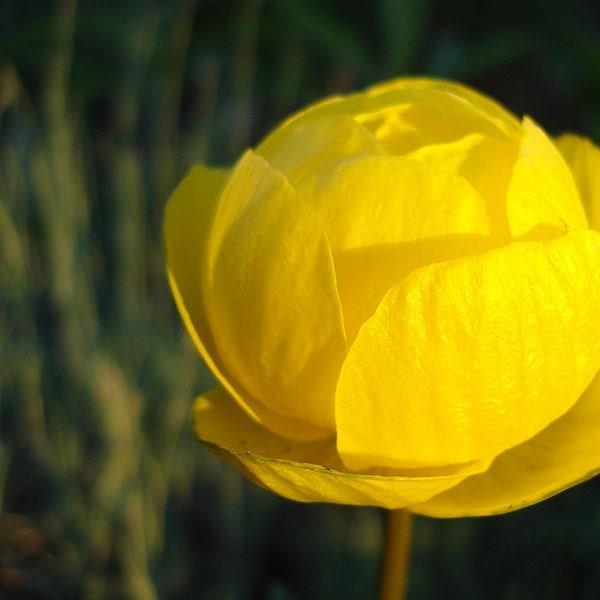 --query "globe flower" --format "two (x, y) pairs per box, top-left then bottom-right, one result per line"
(165, 78), (600, 517)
